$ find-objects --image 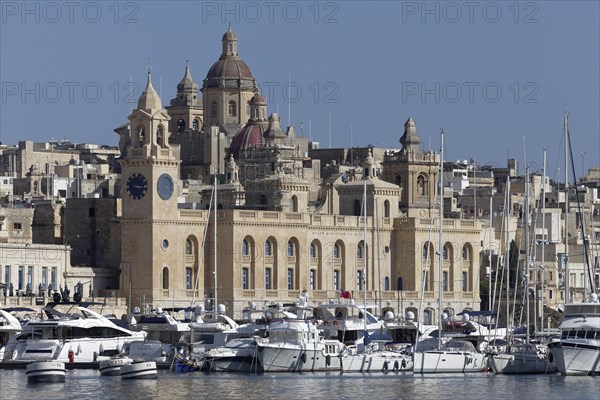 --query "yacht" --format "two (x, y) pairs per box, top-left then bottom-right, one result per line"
(256, 319), (346, 372)
(0, 308), (27, 360)
(547, 294), (600, 375)
(124, 306), (192, 363)
(2, 302), (146, 363)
